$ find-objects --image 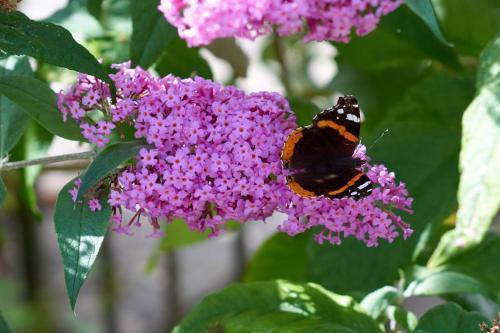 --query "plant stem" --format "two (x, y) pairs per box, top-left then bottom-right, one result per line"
(273, 33), (292, 95)
(0, 151), (95, 171)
